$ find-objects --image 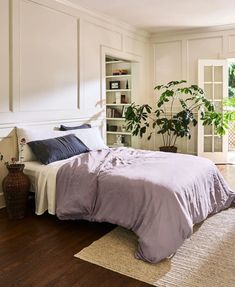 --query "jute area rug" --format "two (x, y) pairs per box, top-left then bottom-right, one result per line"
(75, 207), (235, 287)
